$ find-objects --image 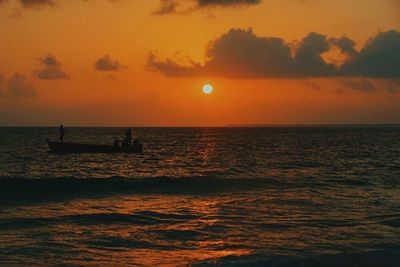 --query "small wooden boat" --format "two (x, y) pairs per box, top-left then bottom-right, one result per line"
(46, 140), (143, 154)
